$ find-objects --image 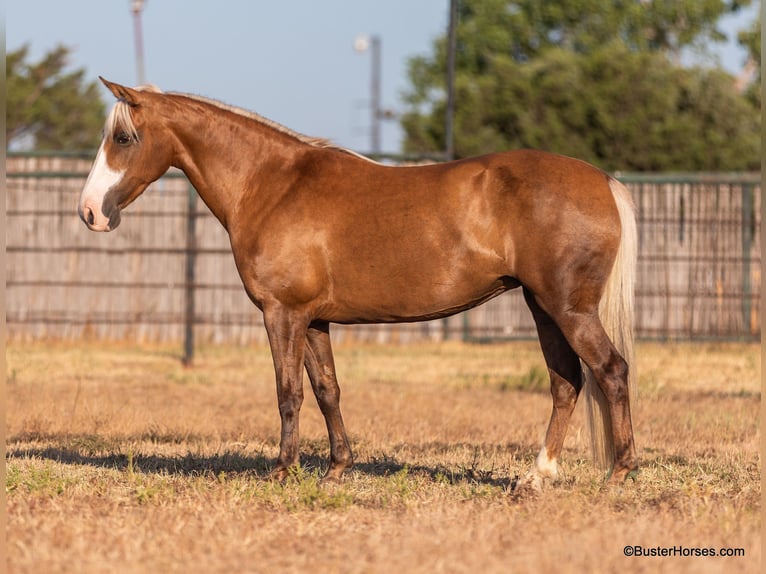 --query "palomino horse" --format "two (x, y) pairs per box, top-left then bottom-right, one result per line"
(79, 78), (638, 487)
